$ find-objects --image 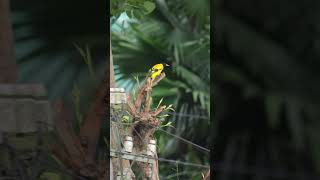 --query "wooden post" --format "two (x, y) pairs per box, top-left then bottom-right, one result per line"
(203, 169), (210, 180)
(0, 0), (17, 83)
(110, 40), (115, 88)
(110, 39), (135, 179)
